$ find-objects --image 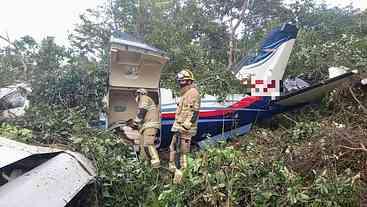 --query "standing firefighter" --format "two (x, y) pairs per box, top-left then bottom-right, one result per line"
(169, 69), (201, 183)
(134, 88), (160, 168)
